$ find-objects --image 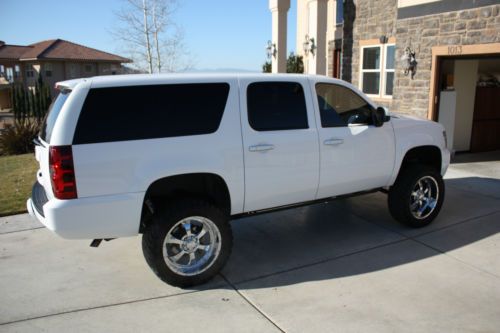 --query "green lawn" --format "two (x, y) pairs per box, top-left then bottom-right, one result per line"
(0, 153), (38, 217)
